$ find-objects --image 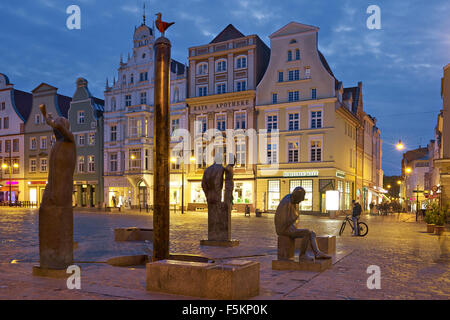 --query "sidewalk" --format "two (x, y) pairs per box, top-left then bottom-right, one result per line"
(0, 210), (448, 299)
